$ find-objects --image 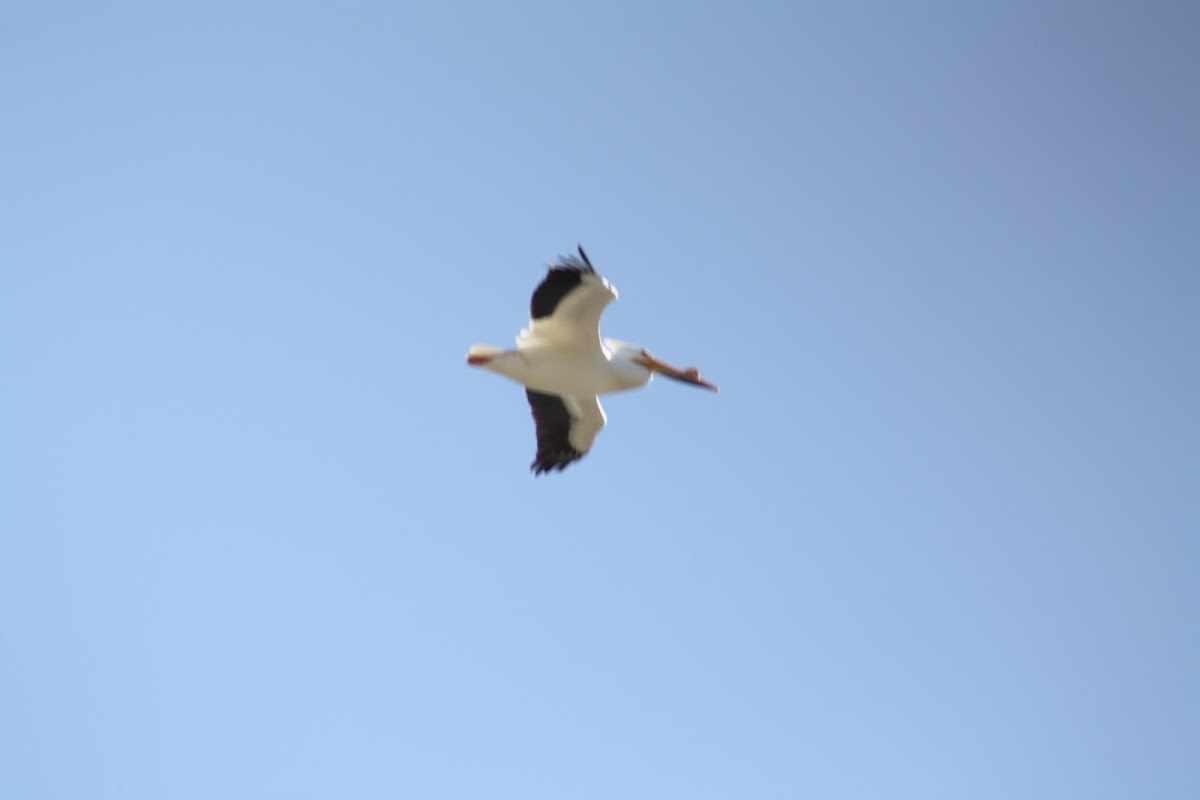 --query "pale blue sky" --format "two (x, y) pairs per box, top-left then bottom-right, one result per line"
(2, 2), (1197, 798)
